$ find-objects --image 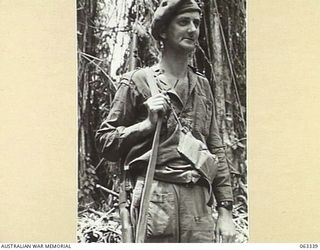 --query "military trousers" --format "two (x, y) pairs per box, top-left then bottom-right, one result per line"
(132, 179), (215, 243)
